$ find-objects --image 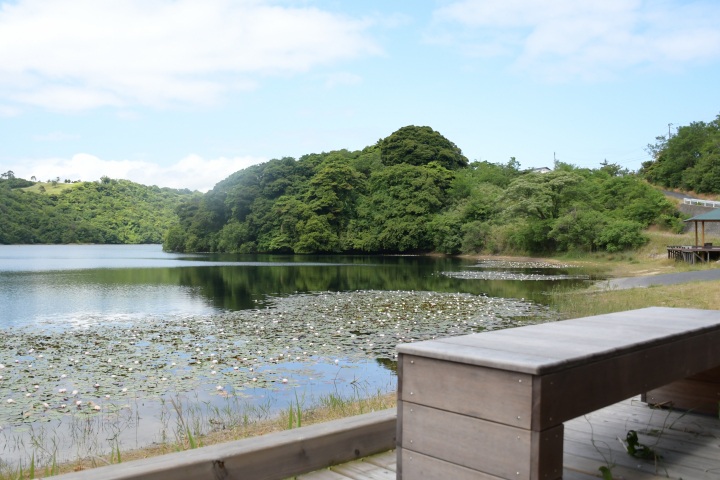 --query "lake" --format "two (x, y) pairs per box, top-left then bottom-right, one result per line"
(0, 245), (597, 466)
